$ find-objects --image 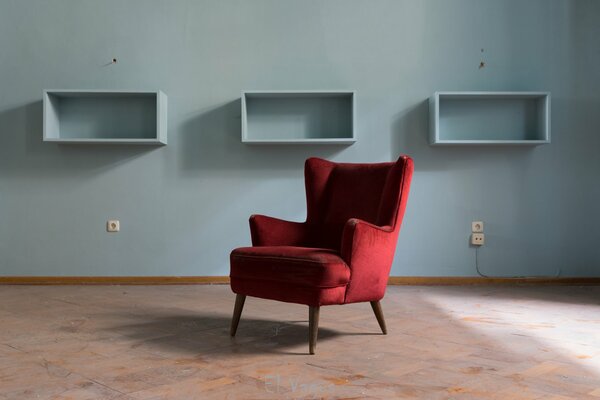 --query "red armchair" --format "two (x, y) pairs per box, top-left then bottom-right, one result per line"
(229, 156), (414, 354)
